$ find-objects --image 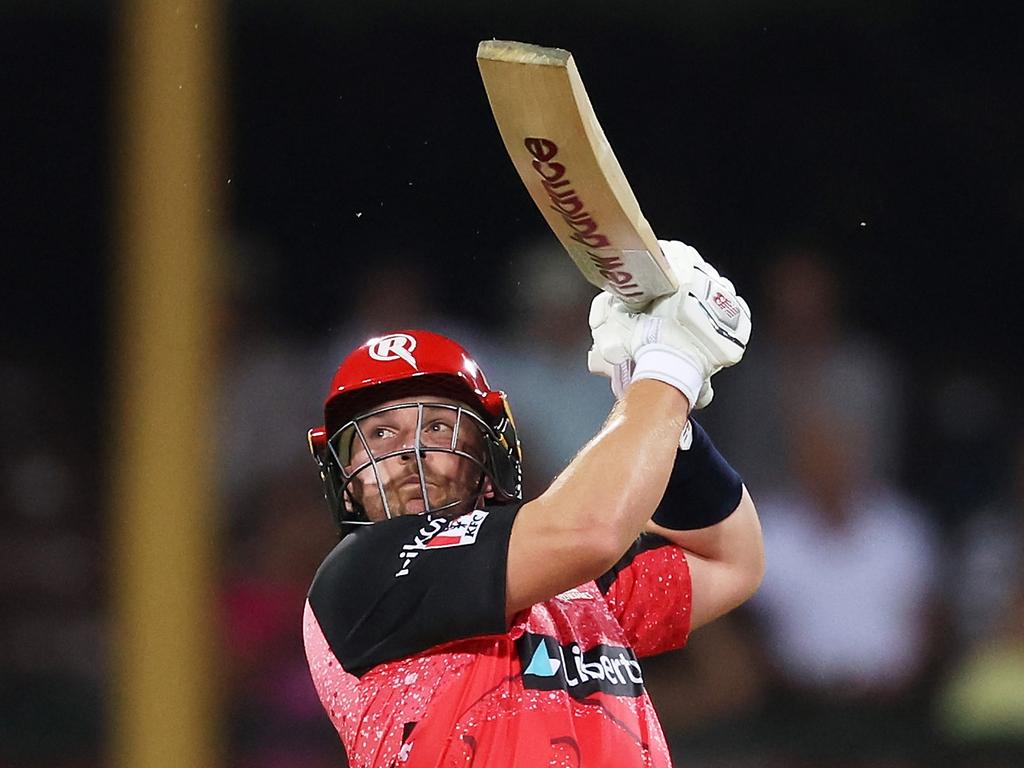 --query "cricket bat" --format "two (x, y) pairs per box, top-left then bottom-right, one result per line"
(477, 40), (677, 310)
